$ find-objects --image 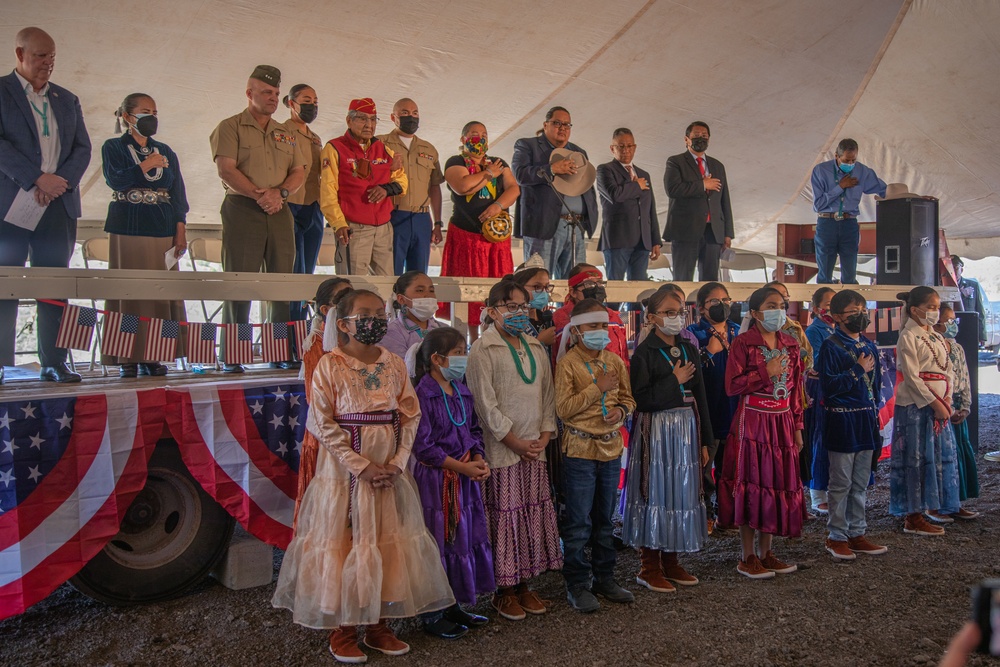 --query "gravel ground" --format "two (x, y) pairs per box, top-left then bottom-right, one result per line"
(3, 396), (999, 667)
